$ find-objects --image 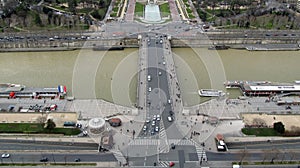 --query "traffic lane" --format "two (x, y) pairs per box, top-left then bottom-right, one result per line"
(159, 145), (197, 161)
(130, 154), (159, 167)
(228, 141), (300, 150)
(0, 141), (97, 151)
(0, 153), (116, 163)
(207, 151), (299, 161)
